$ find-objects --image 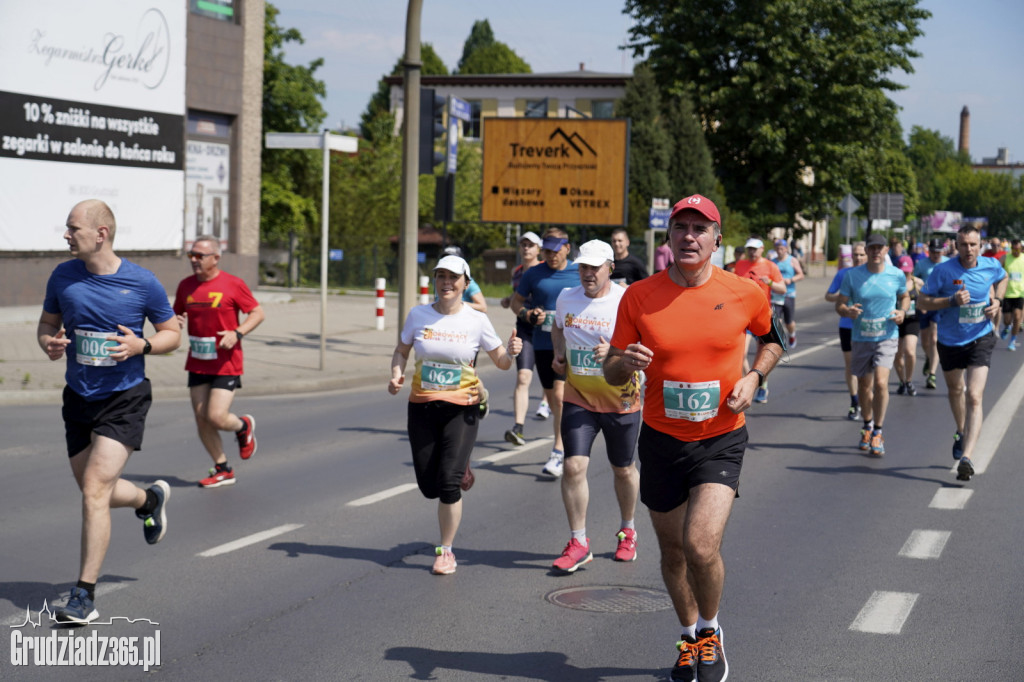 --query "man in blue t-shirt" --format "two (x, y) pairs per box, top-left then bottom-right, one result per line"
(37, 199), (181, 624)
(512, 229), (579, 477)
(918, 225), (1007, 481)
(834, 232), (909, 457)
(771, 239), (805, 348)
(825, 242), (868, 420)
(914, 239), (948, 389)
